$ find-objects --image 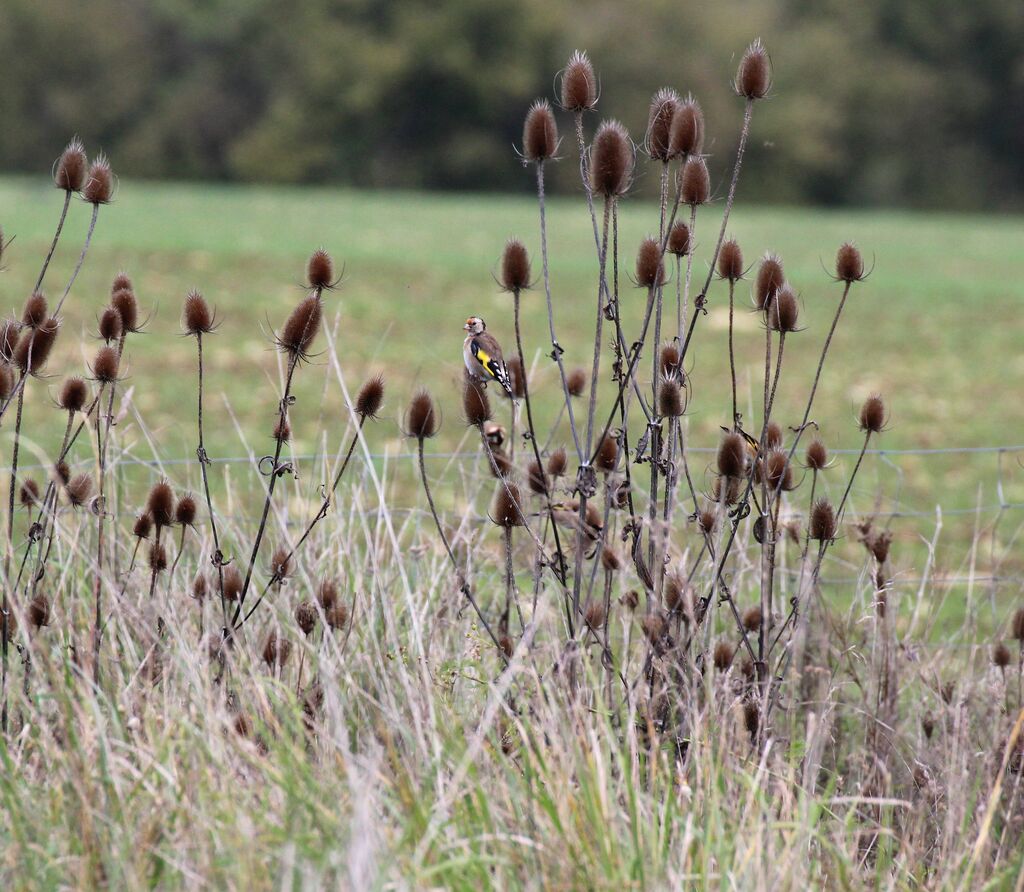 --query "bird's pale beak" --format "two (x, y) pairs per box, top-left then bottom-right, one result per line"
(463, 322), (471, 331)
